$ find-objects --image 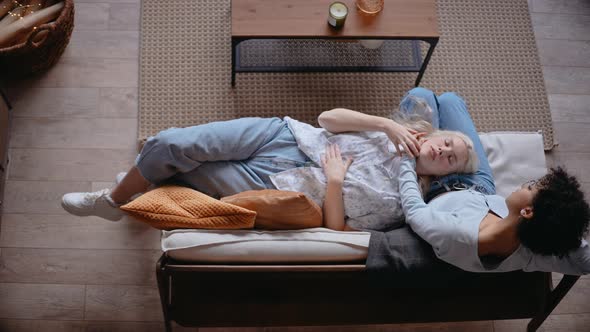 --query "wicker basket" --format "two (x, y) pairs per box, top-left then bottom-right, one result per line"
(0, 0), (75, 78)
